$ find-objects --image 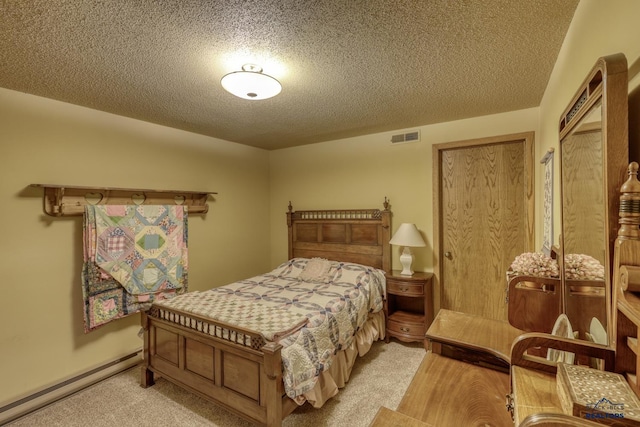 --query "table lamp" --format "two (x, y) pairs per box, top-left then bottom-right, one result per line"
(389, 223), (426, 275)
